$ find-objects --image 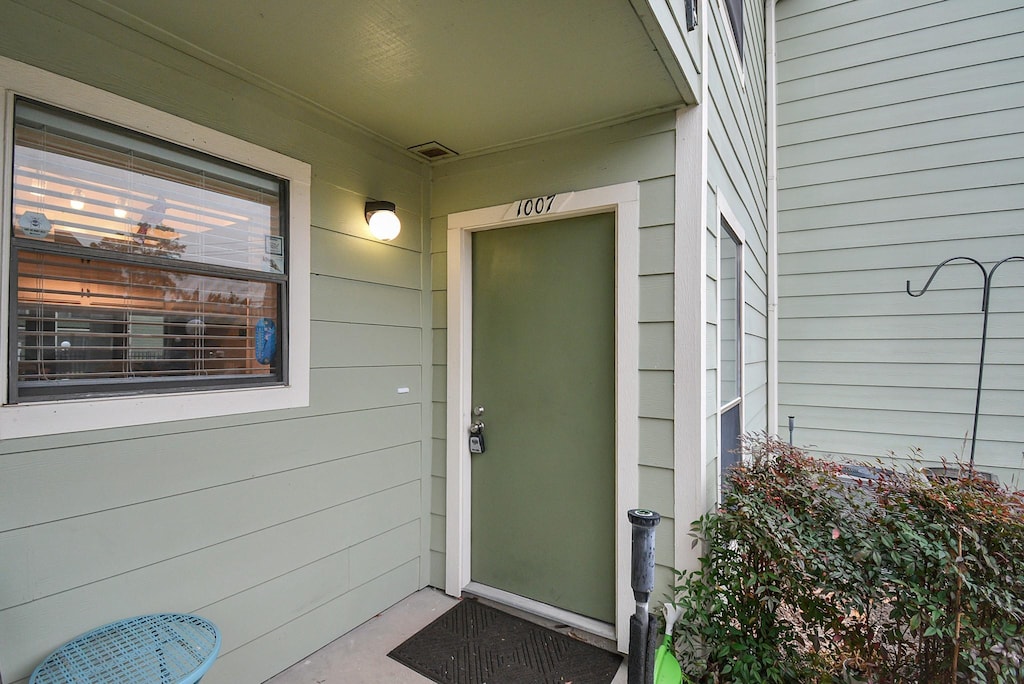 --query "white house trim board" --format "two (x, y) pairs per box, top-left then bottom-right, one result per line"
(674, 1), (710, 576)
(445, 182), (640, 652)
(765, 0), (780, 437)
(0, 56), (311, 439)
